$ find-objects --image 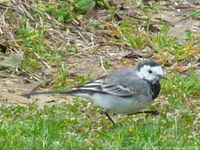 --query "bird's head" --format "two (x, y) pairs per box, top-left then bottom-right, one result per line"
(136, 60), (166, 83)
